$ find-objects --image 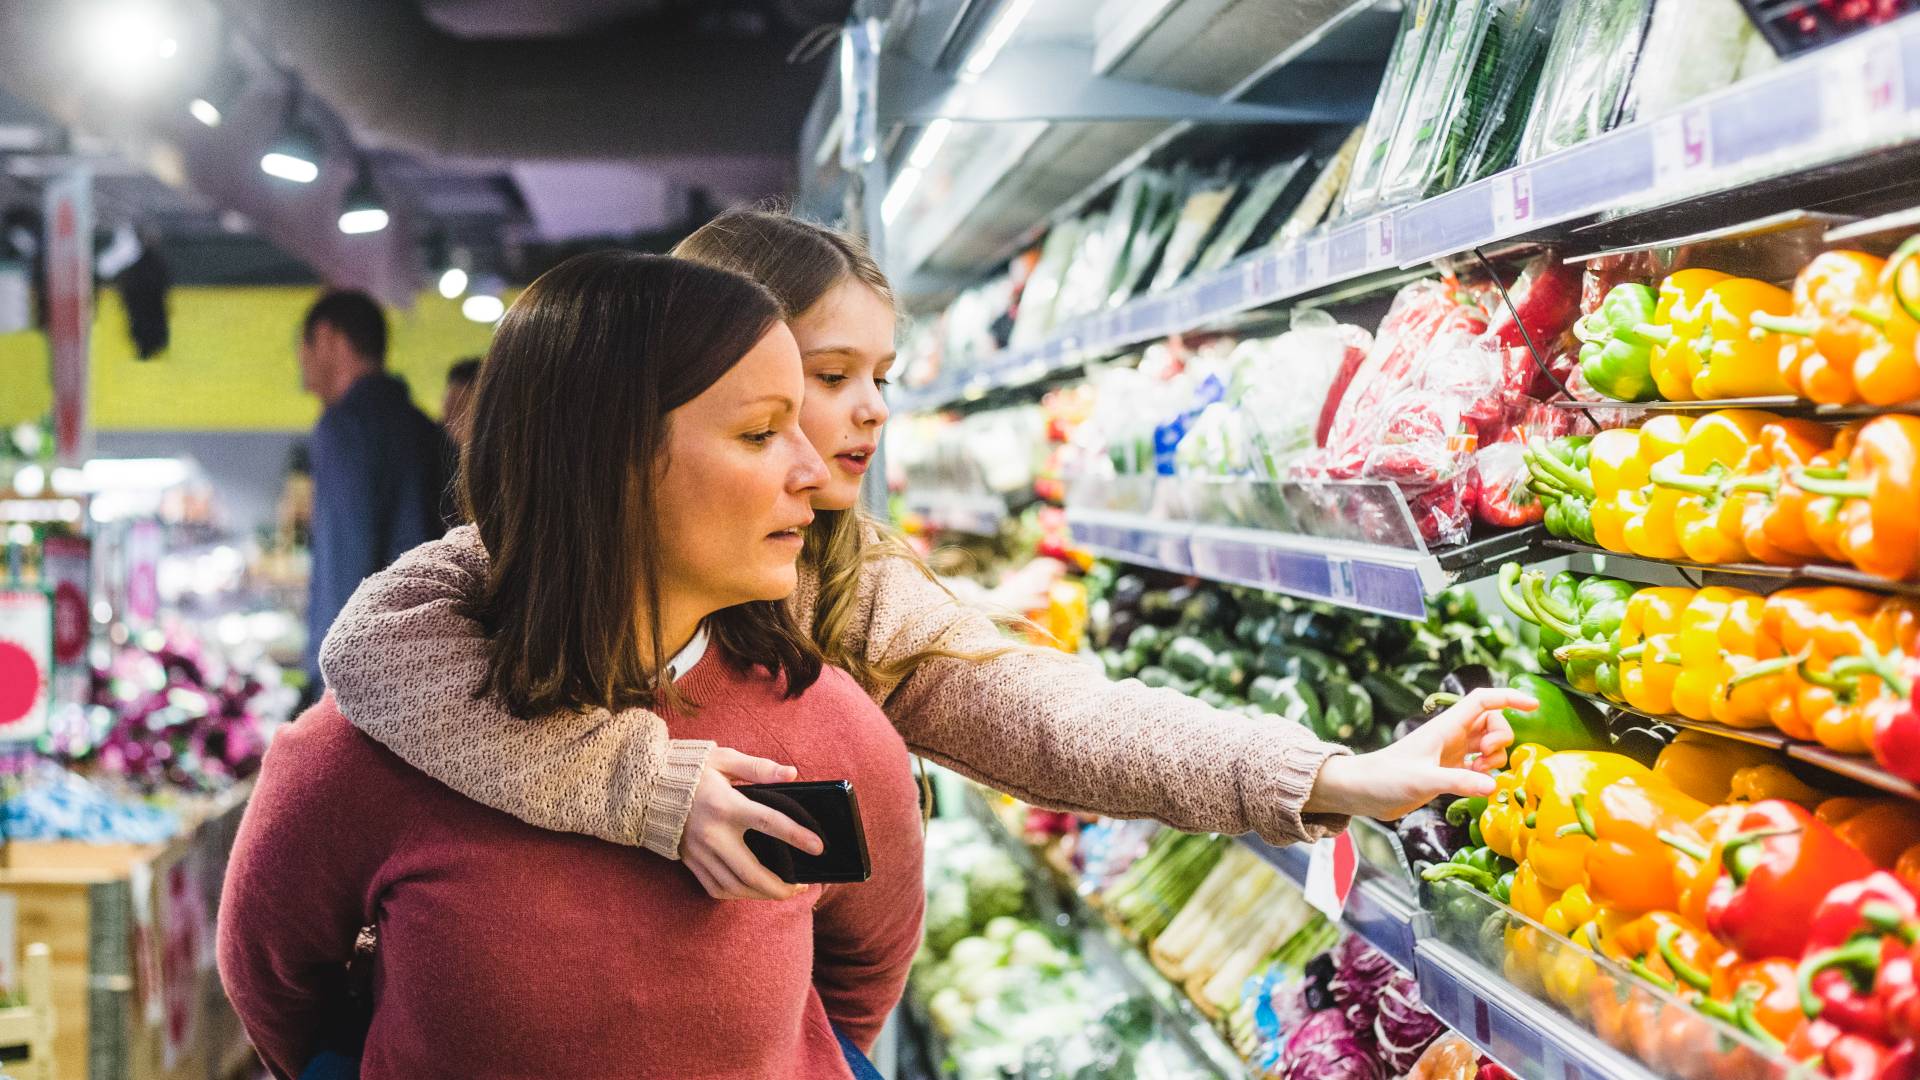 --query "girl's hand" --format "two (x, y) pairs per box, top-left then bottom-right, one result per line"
(680, 748), (824, 901)
(1304, 687), (1533, 822)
